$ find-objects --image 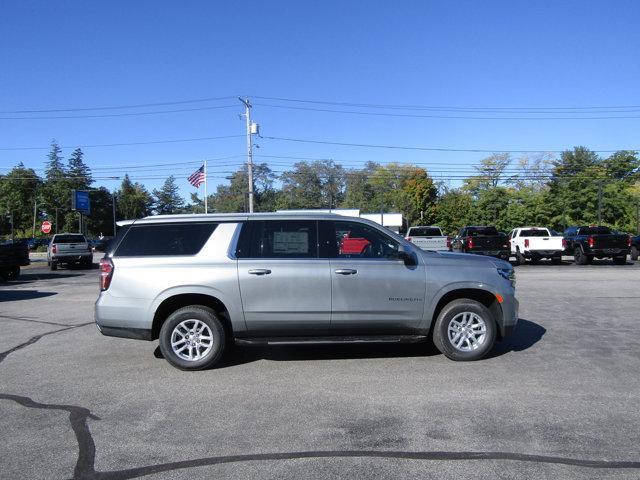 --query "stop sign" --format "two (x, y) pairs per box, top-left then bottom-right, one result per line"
(41, 221), (52, 234)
